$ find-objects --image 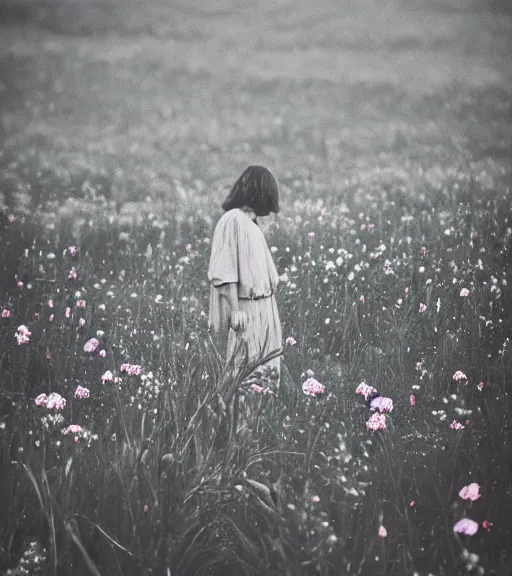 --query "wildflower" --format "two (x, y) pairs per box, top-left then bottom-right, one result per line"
(356, 381), (377, 400)
(99, 349), (106, 358)
(48, 300), (54, 308)
(17, 281), (23, 288)
(482, 520), (493, 532)
(378, 525), (387, 538)
(410, 394), (416, 406)
(35, 393), (48, 407)
(76, 300), (86, 309)
(366, 412), (386, 431)
(453, 518), (478, 535)
(250, 384), (264, 393)
(367, 223), (375, 231)
(302, 378), (325, 397)
(477, 382), (485, 391)
(49, 314), (54, 322)
(420, 246), (426, 257)
(410, 500), (416, 507)
(453, 371), (468, 382)
(68, 267), (77, 280)
(450, 420), (465, 430)
(8, 214), (15, 223)
(285, 336), (297, 346)
(1, 309), (11, 318)
(78, 318), (85, 327)
(83, 338), (100, 353)
(460, 288), (470, 297)
(470, 232), (478, 240)
(120, 363), (141, 376)
(101, 370), (114, 383)
(15, 325), (31, 345)
(419, 303), (427, 314)
(46, 393), (66, 410)
(68, 246), (78, 256)
(459, 483), (481, 502)
(359, 295), (365, 303)
(308, 232), (315, 239)
(75, 385), (90, 399)
(360, 224), (367, 231)
(65, 307), (71, 318)
(370, 396), (394, 413)
(311, 495), (320, 503)
(62, 424), (83, 435)
(144, 504), (149, 513)
(186, 243), (193, 252)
